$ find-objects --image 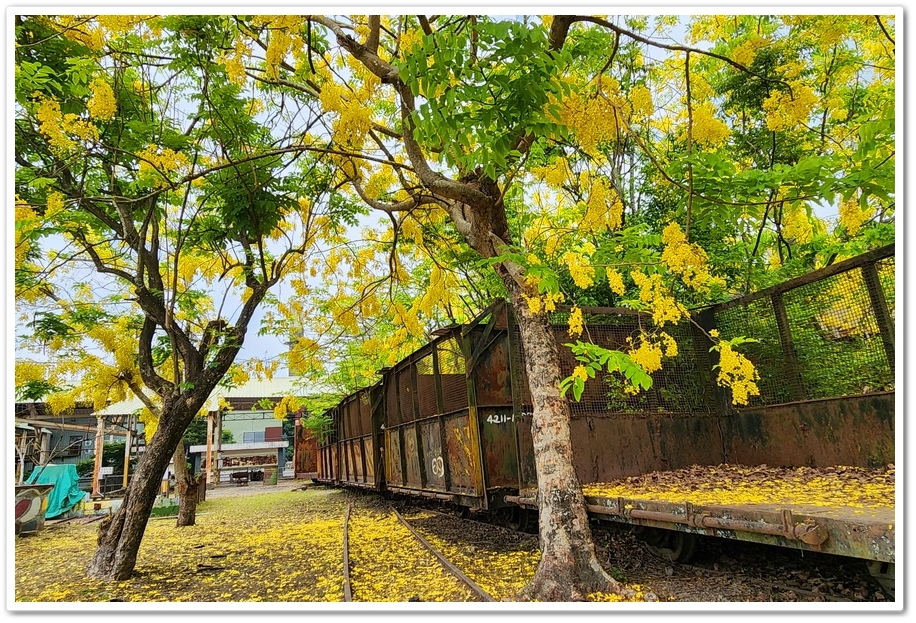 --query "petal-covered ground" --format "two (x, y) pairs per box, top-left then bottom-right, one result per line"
(16, 483), (349, 602)
(15, 477), (889, 604)
(346, 505), (476, 601)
